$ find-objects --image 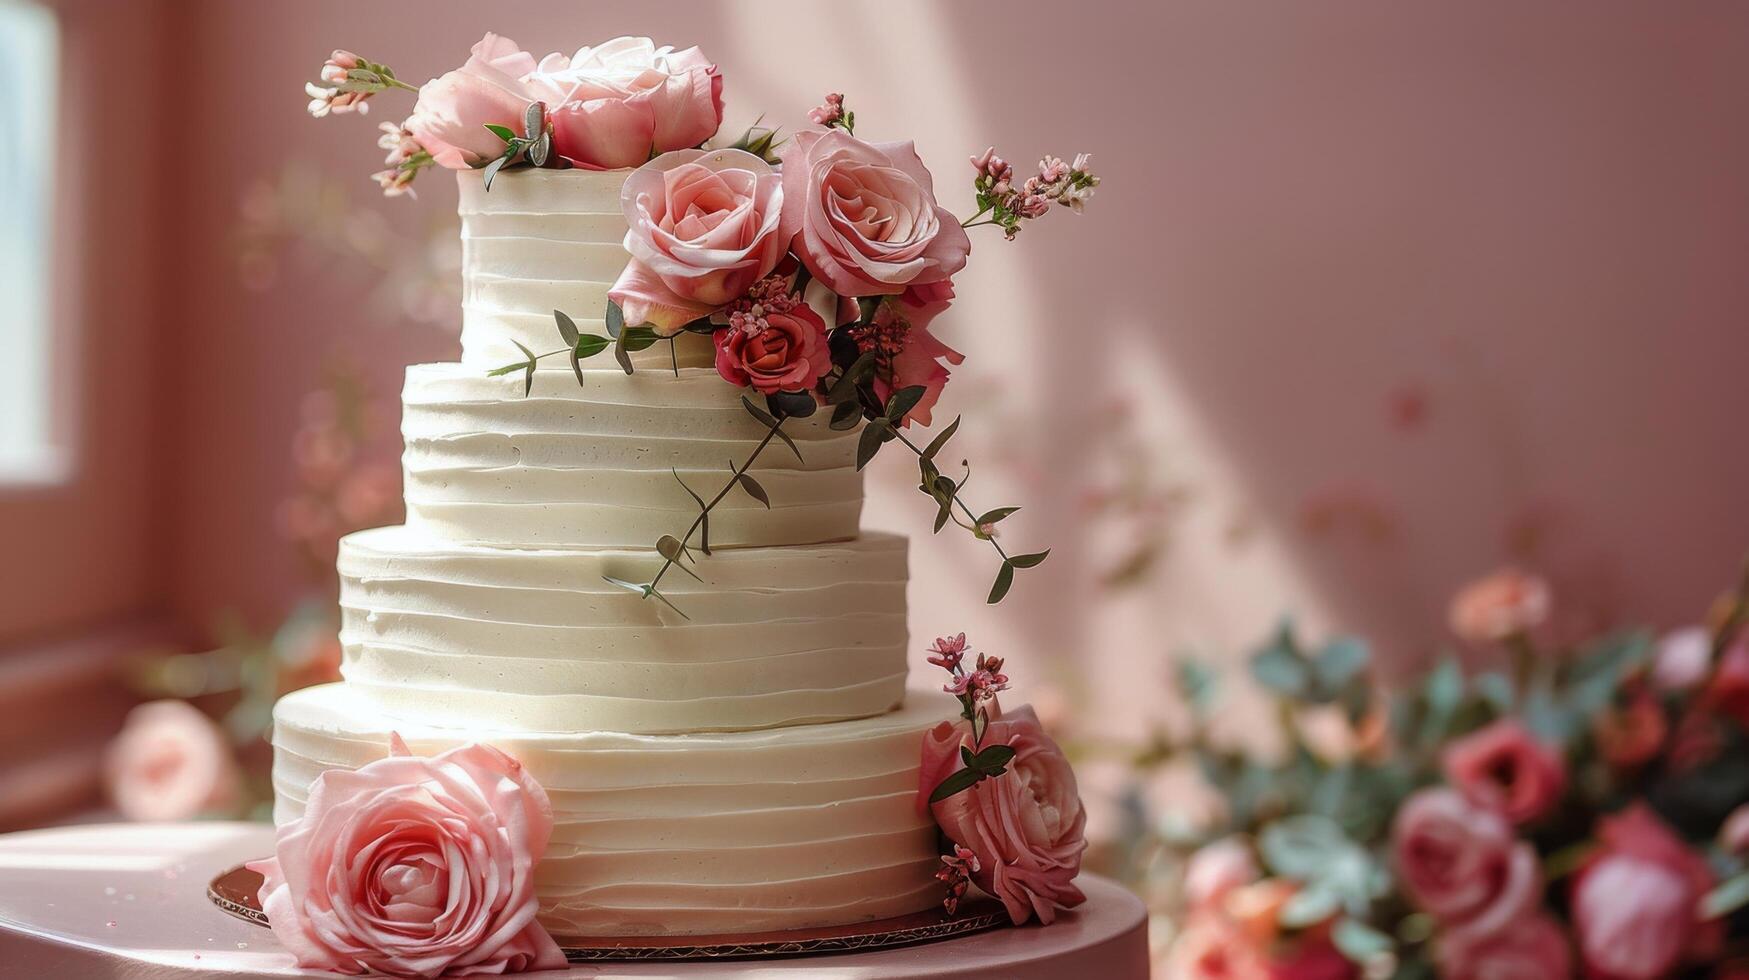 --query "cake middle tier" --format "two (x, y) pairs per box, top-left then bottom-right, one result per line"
(338, 524), (910, 734)
(402, 362), (864, 549)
